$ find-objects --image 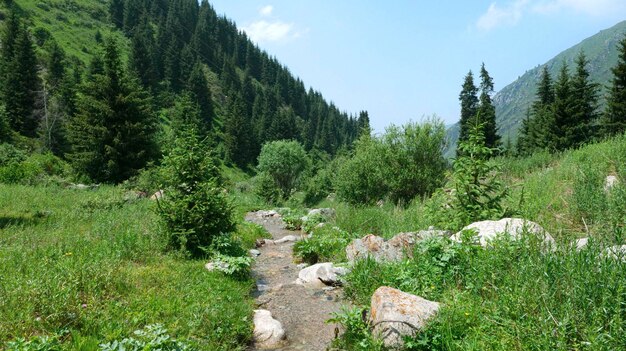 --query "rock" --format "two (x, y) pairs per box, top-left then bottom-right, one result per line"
(602, 245), (626, 262)
(346, 230), (450, 263)
(296, 263), (310, 269)
(250, 210), (281, 219)
(253, 309), (286, 349)
(69, 183), (99, 190)
(308, 207), (336, 219)
(255, 238), (266, 248)
(370, 286), (440, 349)
(376, 200), (385, 207)
(295, 262), (348, 288)
(249, 249), (261, 257)
(150, 190), (164, 200)
(604, 175), (619, 192)
(451, 218), (555, 248)
(274, 235), (299, 244)
(204, 261), (229, 272)
(575, 237), (589, 251)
